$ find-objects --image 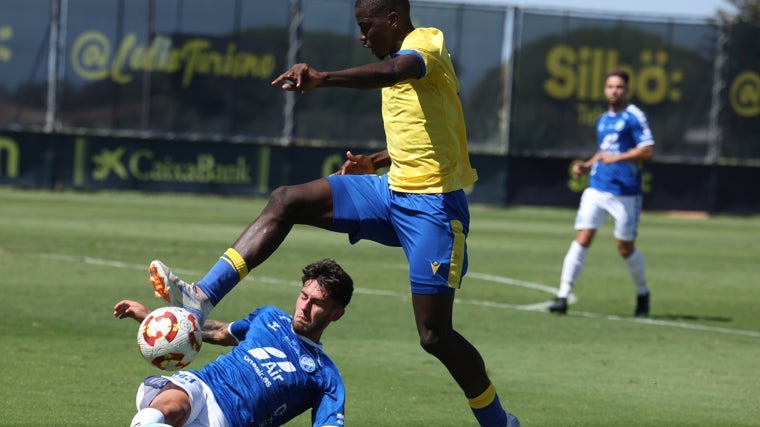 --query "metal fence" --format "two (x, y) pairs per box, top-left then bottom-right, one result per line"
(1, 0), (758, 164)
